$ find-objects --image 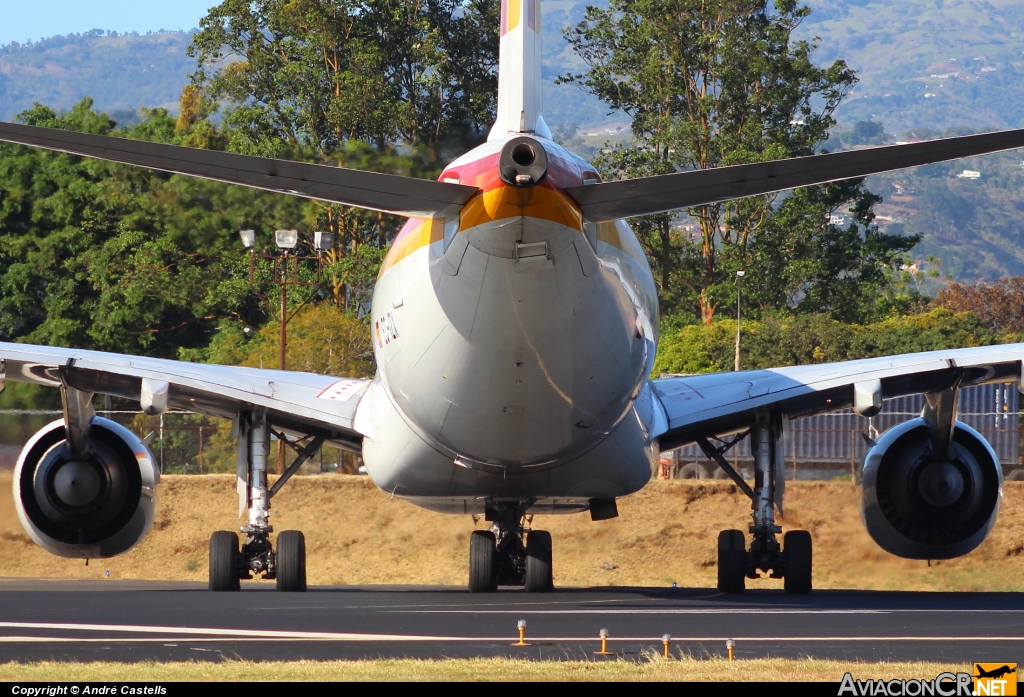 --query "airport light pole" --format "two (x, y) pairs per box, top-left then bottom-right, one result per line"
(239, 229), (335, 471)
(734, 270), (745, 372)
